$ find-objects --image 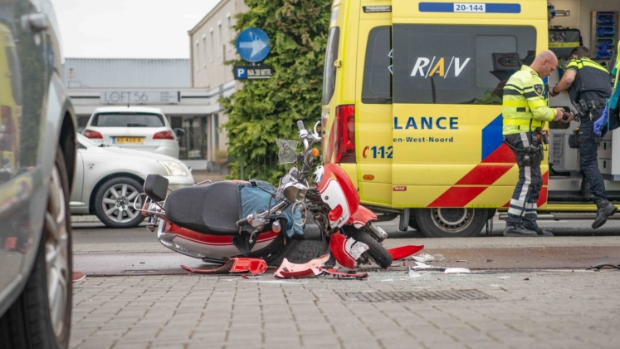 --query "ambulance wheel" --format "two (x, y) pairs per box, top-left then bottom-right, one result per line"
(414, 208), (489, 238)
